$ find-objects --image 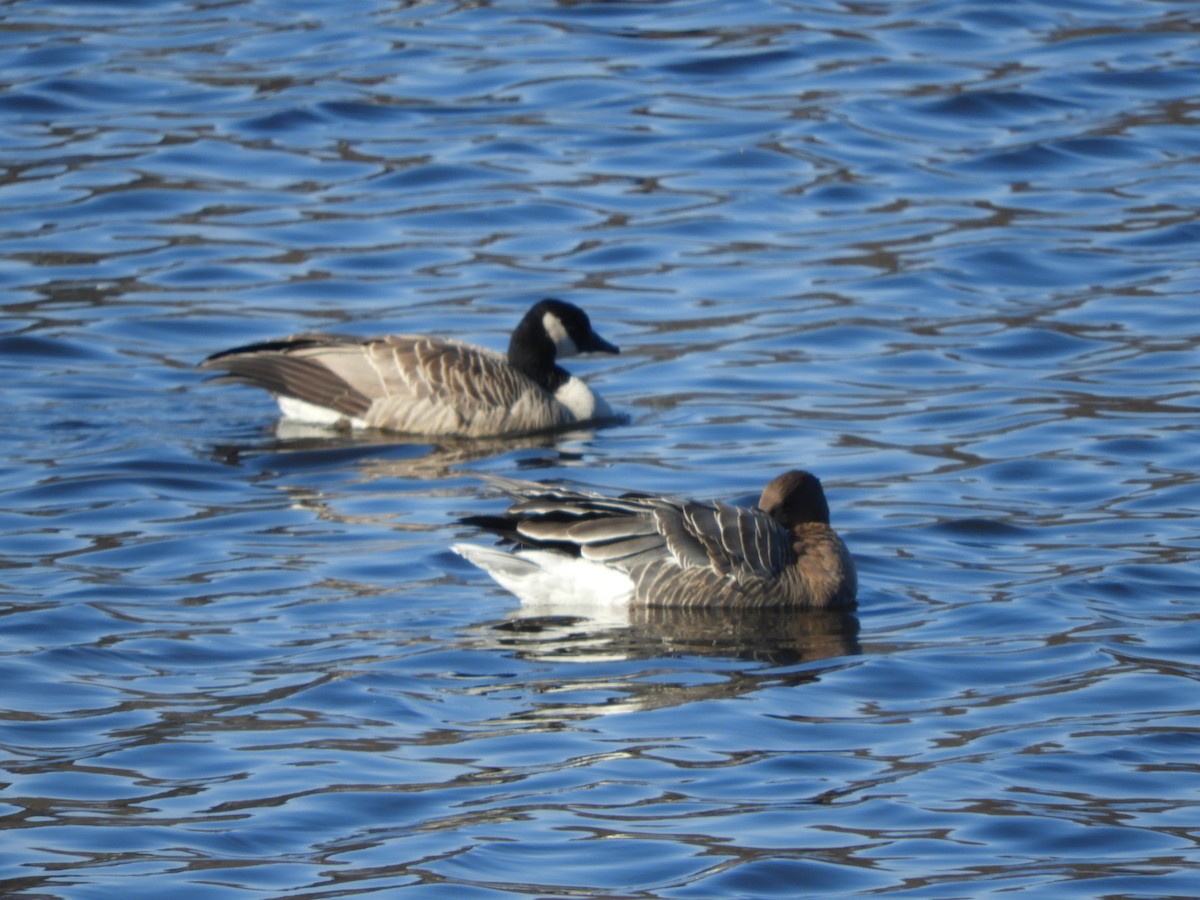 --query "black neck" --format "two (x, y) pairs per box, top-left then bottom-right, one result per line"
(508, 318), (568, 392)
